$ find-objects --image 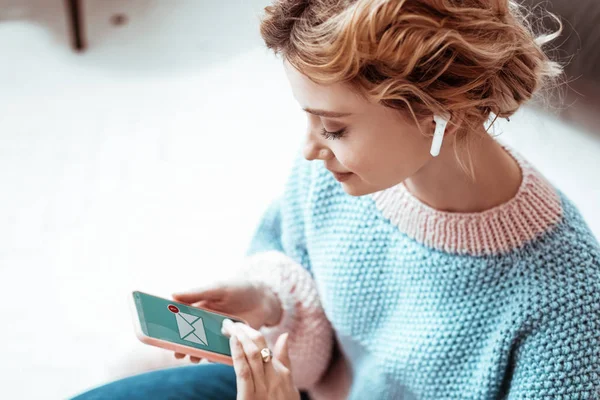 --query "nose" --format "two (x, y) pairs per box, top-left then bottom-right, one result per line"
(303, 141), (332, 161)
(303, 127), (333, 162)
